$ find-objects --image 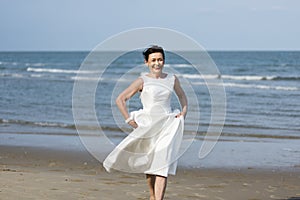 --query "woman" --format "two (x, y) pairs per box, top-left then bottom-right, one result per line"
(103, 45), (187, 200)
